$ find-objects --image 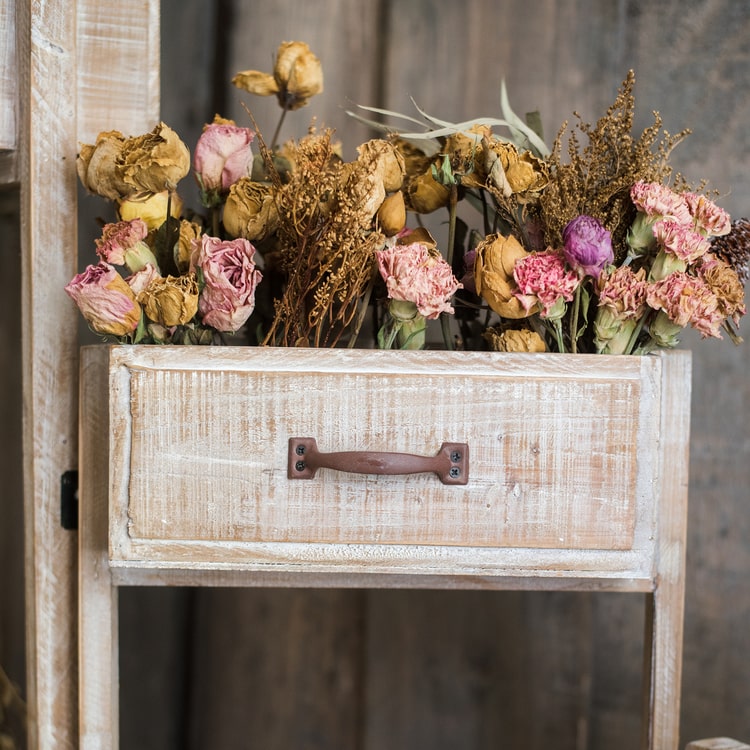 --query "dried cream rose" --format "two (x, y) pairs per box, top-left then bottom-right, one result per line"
(233, 41), (323, 111)
(474, 233), (535, 318)
(357, 140), (406, 193)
